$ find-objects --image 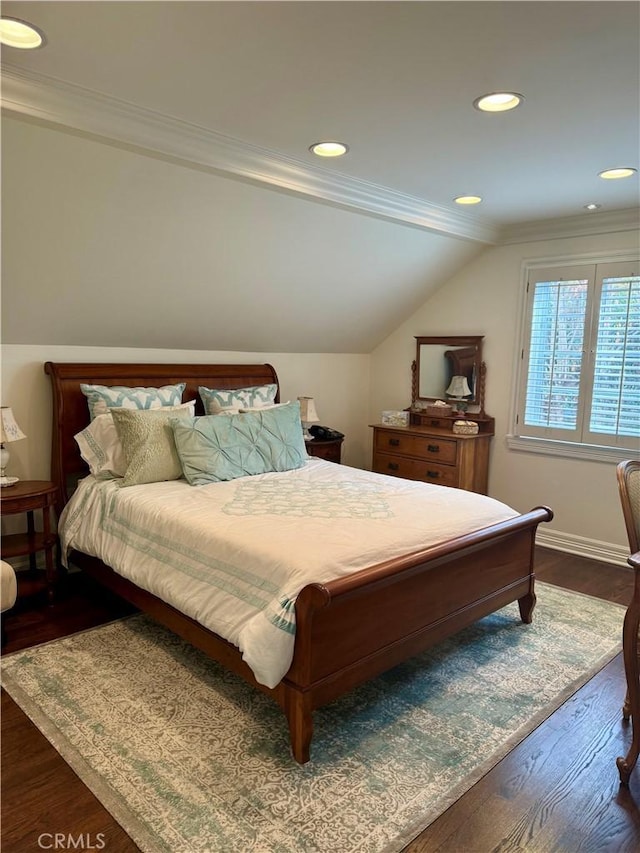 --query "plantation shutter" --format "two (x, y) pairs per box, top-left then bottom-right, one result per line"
(586, 264), (640, 445)
(520, 265), (592, 441)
